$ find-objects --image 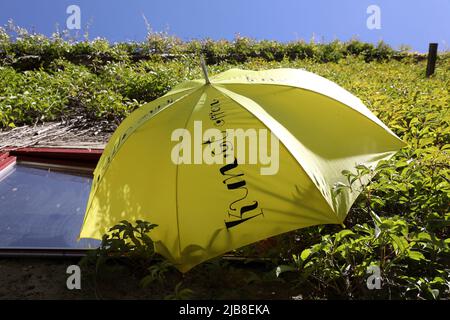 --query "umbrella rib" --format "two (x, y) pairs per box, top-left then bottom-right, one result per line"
(173, 87), (208, 258)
